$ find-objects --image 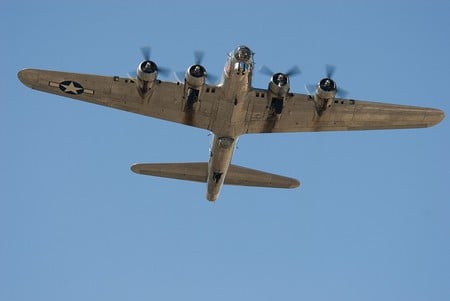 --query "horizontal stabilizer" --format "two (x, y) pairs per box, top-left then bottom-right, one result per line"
(131, 163), (300, 189)
(131, 162), (208, 183)
(224, 165), (300, 188)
